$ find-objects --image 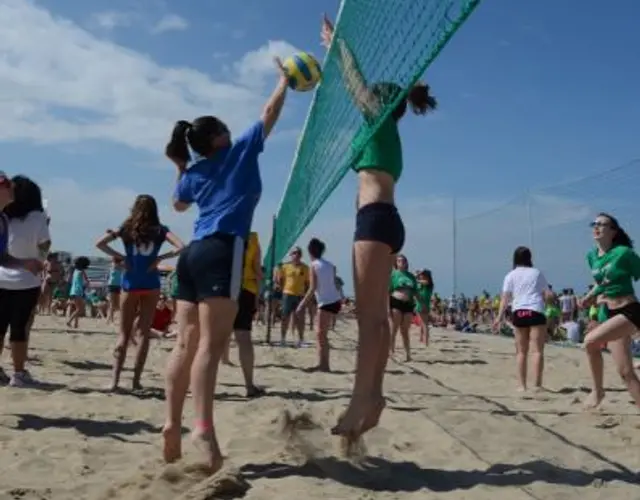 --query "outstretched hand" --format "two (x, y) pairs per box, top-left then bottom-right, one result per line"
(273, 57), (288, 83)
(321, 14), (334, 48)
